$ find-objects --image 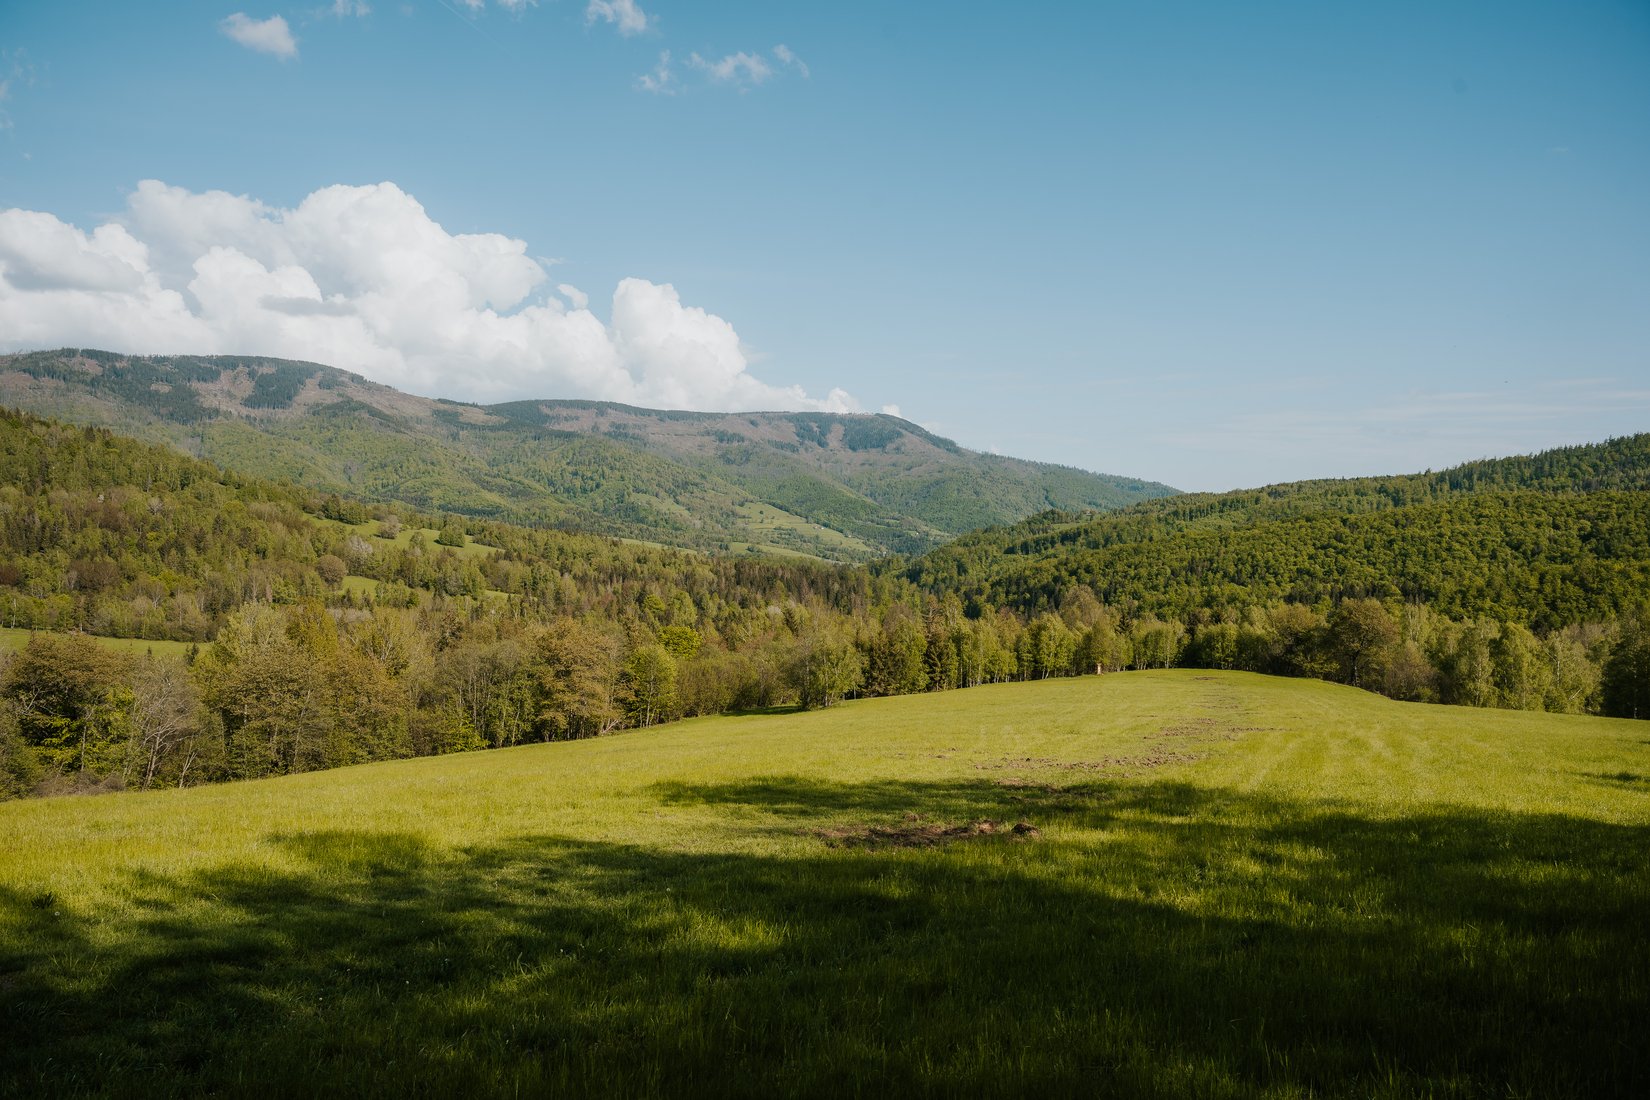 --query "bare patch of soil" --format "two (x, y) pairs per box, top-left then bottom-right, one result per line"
(814, 815), (1041, 849)
(974, 750), (1204, 774)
